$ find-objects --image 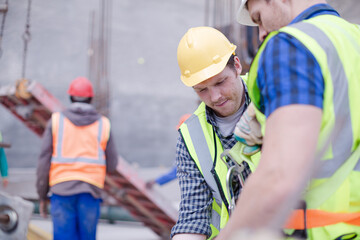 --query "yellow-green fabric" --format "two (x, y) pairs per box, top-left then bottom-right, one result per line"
(247, 14), (360, 239)
(241, 73), (266, 136)
(226, 141), (260, 172)
(179, 102), (232, 239)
